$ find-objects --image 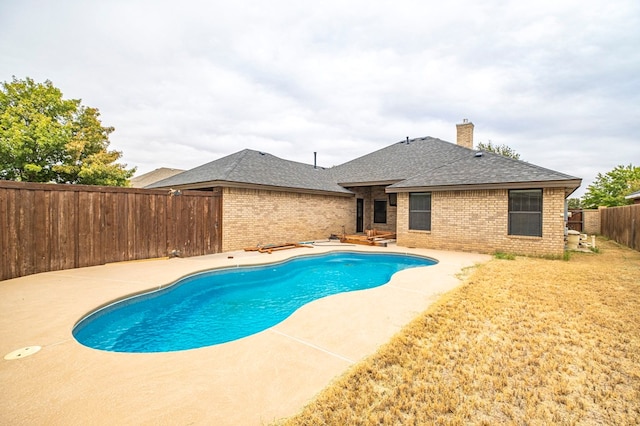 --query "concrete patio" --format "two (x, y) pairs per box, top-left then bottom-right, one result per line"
(0, 243), (489, 425)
